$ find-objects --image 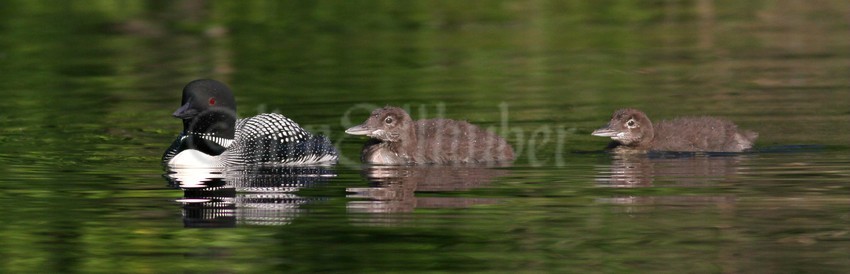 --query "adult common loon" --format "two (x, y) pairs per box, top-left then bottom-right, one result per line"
(162, 79), (338, 167)
(592, 108), (758, 152)
(345, 106), (515, 165)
